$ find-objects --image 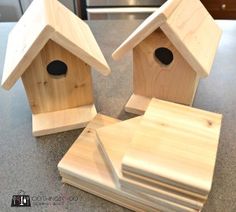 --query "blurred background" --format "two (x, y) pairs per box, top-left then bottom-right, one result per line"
(0, 0), (235, 22)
